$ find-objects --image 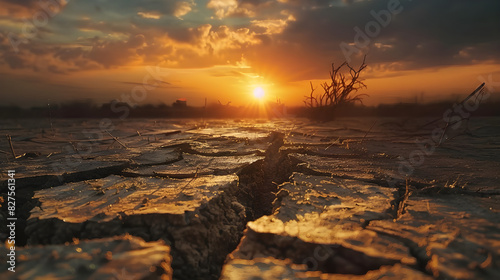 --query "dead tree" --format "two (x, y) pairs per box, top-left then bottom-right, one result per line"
(304, 56), (368, 111)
